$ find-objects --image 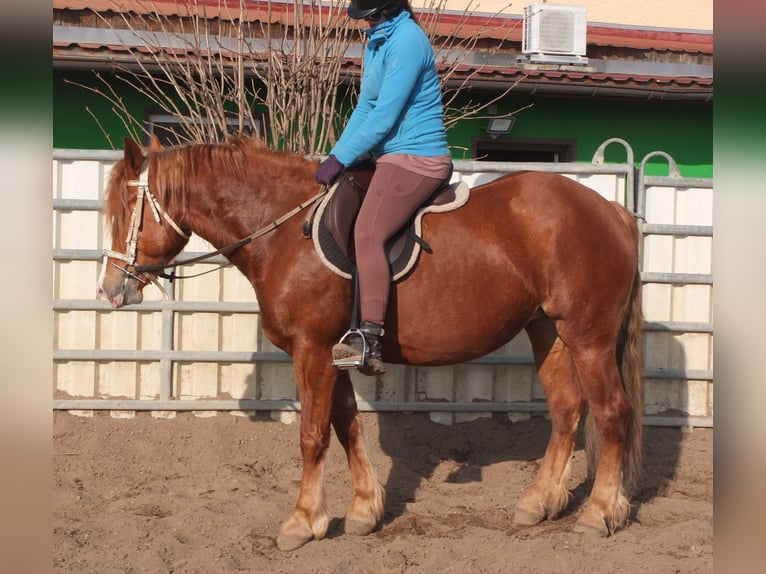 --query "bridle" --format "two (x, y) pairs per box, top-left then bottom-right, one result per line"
(103, 162), (191, 298)
(104, 160), (329, 298)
